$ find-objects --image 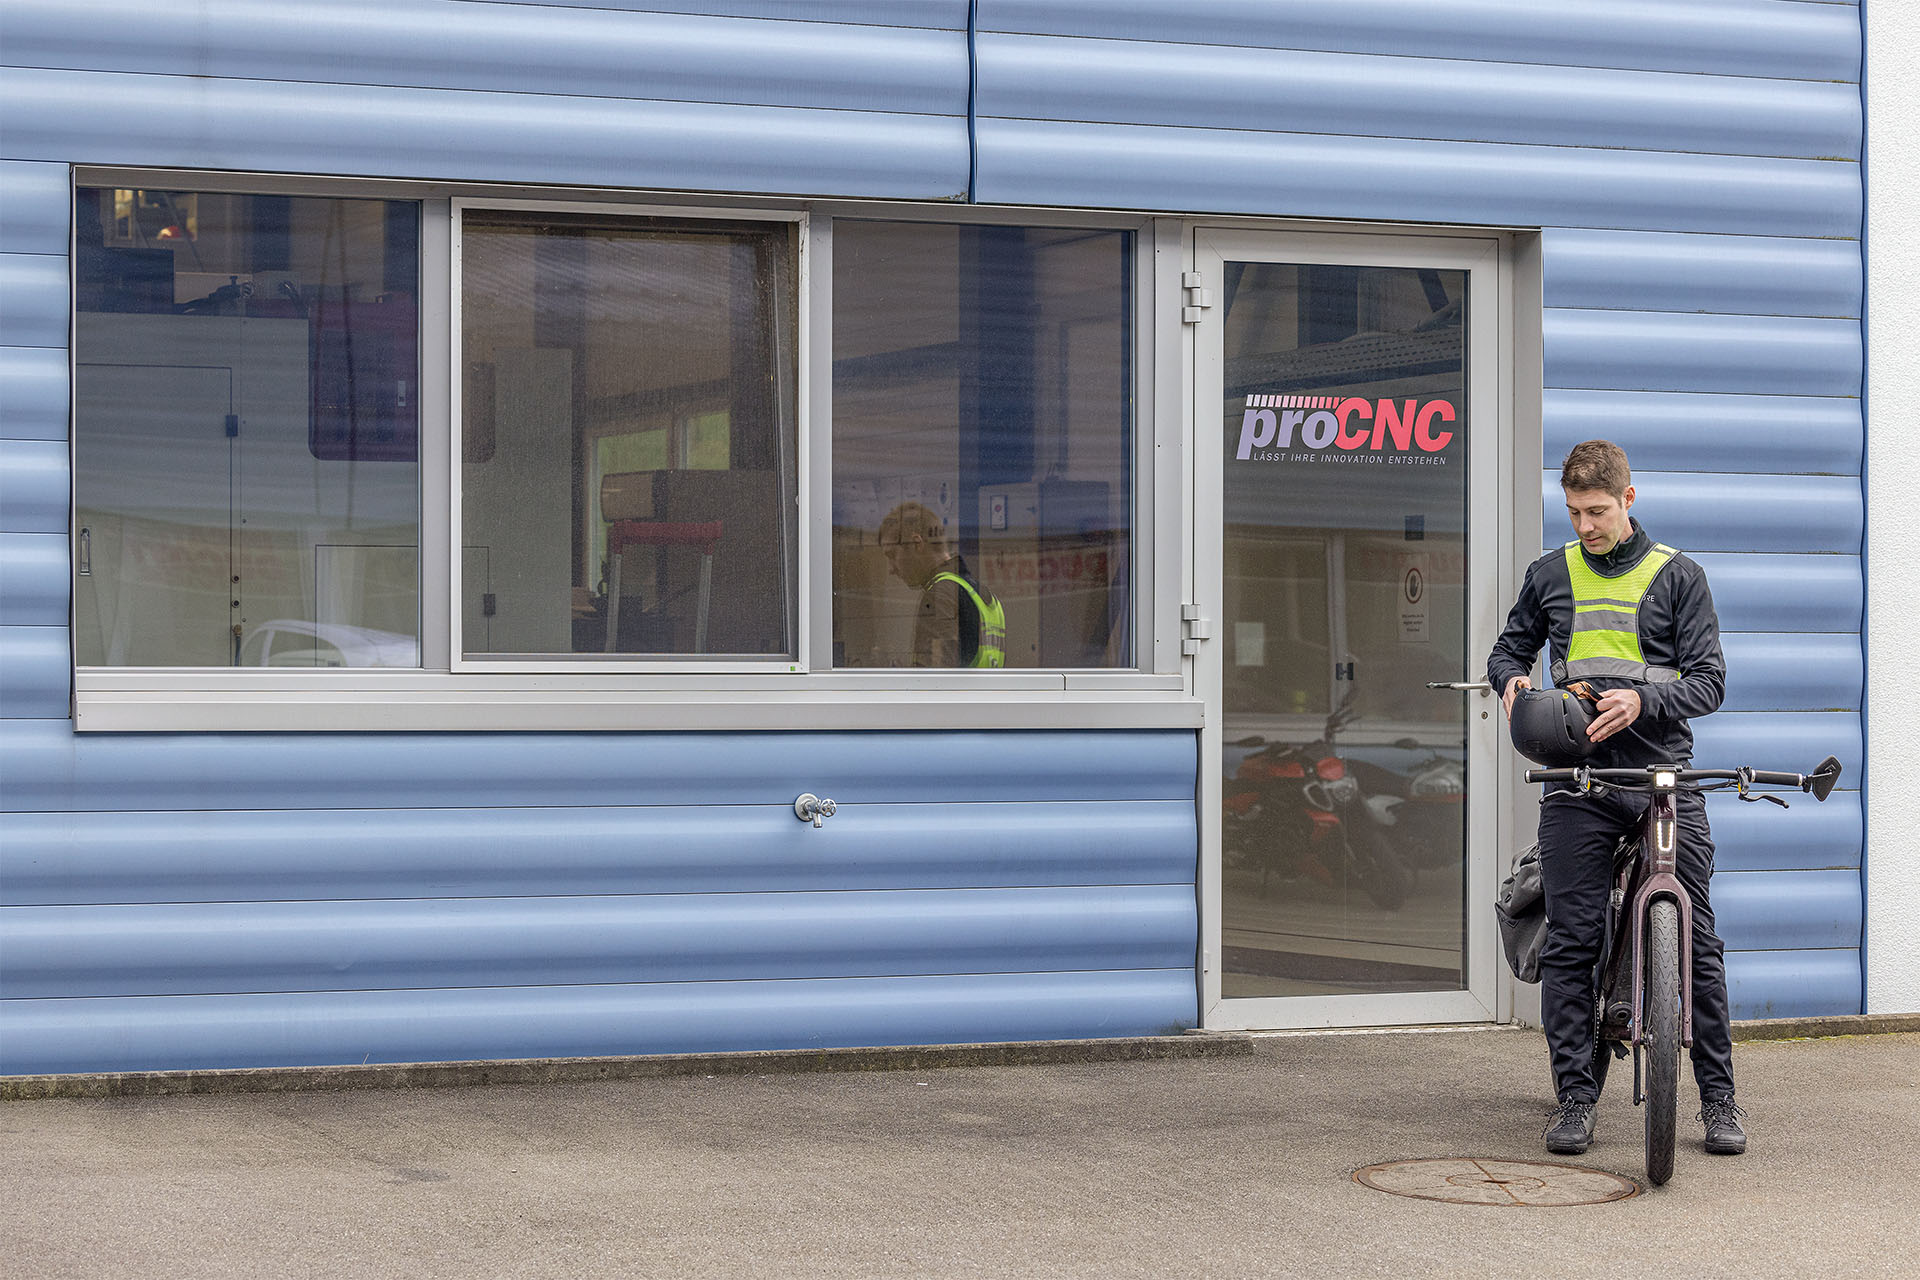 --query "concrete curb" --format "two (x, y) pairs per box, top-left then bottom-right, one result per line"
(0, 1034), (1258, 1102)
(1730, 1012), (1920, 1041)
(8, 1015), (1913, 1101)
